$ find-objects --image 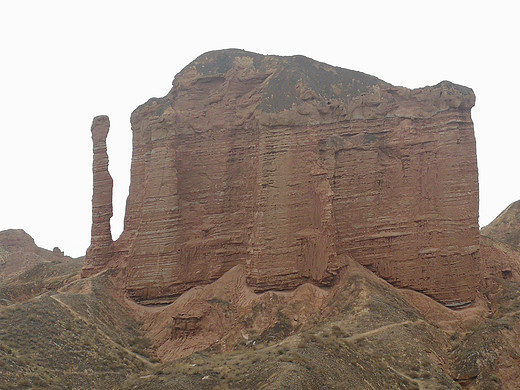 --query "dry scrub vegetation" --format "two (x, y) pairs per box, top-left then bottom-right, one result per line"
(1, 243), (520, 389)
